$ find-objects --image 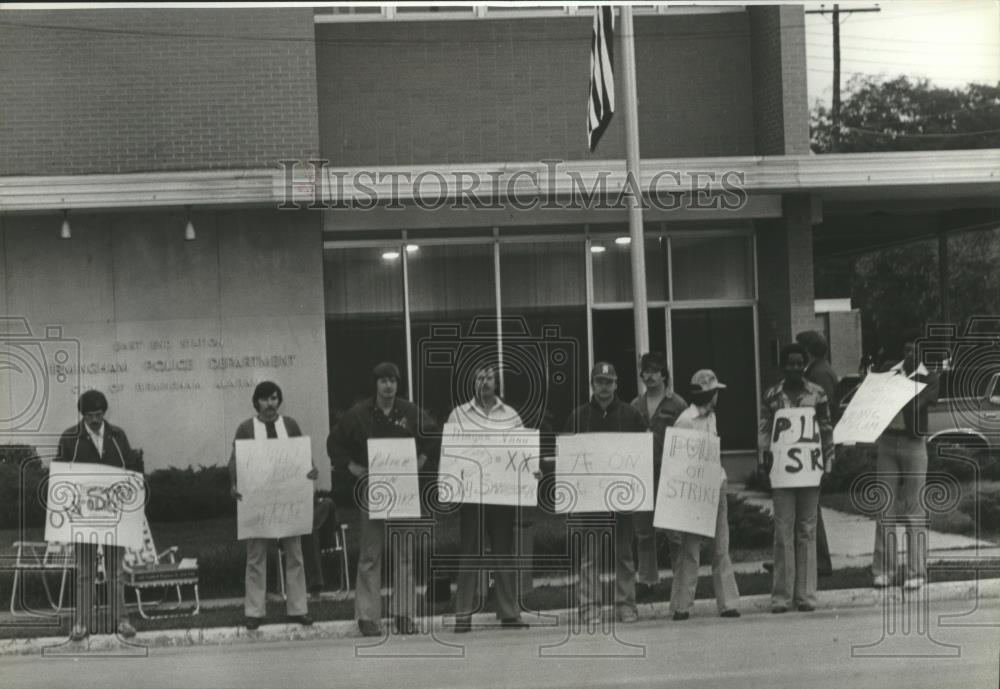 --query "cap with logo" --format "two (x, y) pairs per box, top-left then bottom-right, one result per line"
(690, 369), (726, 392)
(591, 361), (618, 380)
